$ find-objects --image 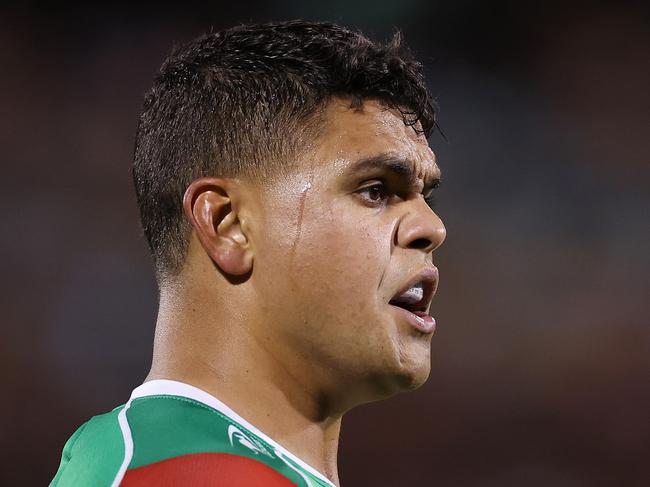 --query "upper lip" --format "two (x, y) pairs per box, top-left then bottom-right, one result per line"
(389, 267), (439, 313)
